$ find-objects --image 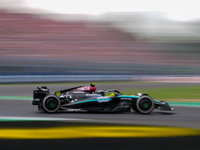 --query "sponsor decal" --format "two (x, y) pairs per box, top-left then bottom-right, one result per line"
(73, 91), (85, 93)
(120, 98), (132, 100)
(34, 98), (40, 101)
(77, 86), (96, 92)
(77, 87), (90, 91)
(119, 106), (129, 108)
(86, 94), (101, 96)
(97, 97), (110, 103)
(160, 101), (167, 105)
